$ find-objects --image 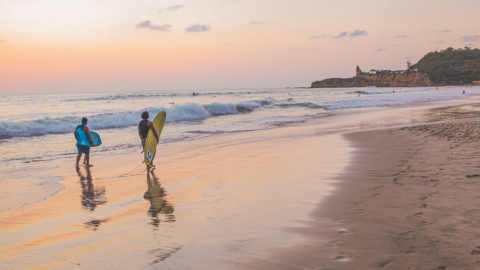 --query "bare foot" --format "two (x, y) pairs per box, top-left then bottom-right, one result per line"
(86, 164), (93, 167)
